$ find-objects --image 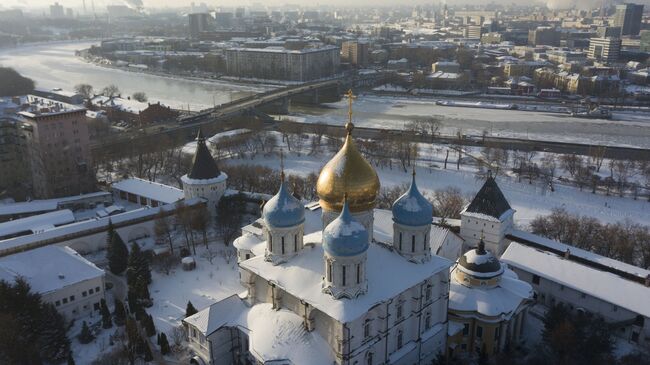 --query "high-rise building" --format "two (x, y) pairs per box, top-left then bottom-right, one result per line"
(464, 25), (483, 39)
(613, 3), (644, 36)
(341, 41), (370, 67)
(50, 2), (65, 18)
(188, 13), (211, 38)
(597, 26), (622, 38)
(640, 30), (650, 52)
(588, 37), (622, 63)
(213, 12), (233, 29)
(17, 96), (94, 198)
